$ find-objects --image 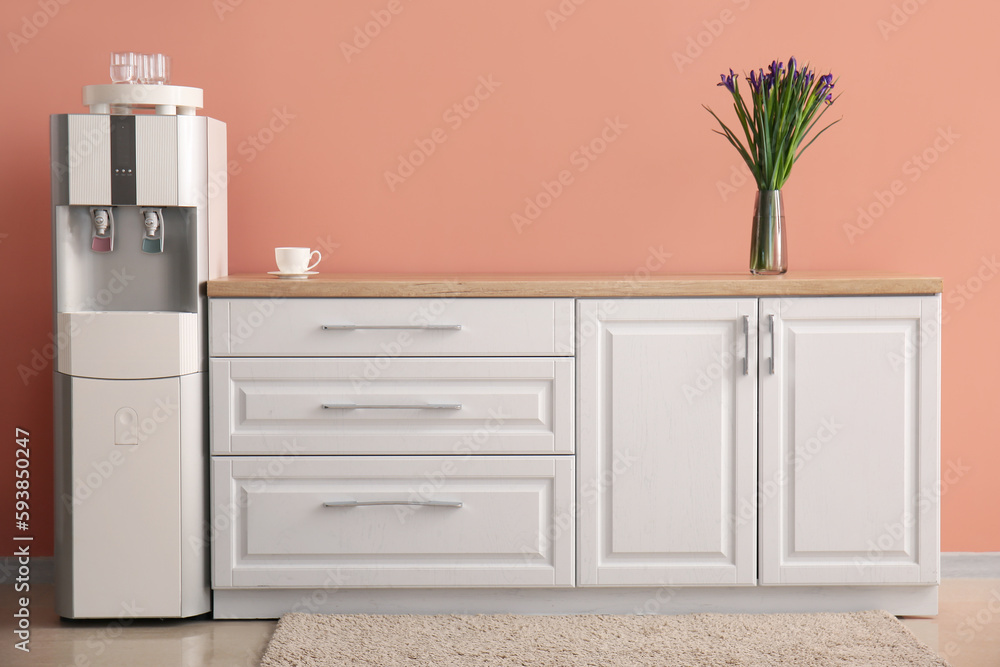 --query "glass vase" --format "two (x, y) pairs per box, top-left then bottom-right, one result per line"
(750, 189), (787, 275)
